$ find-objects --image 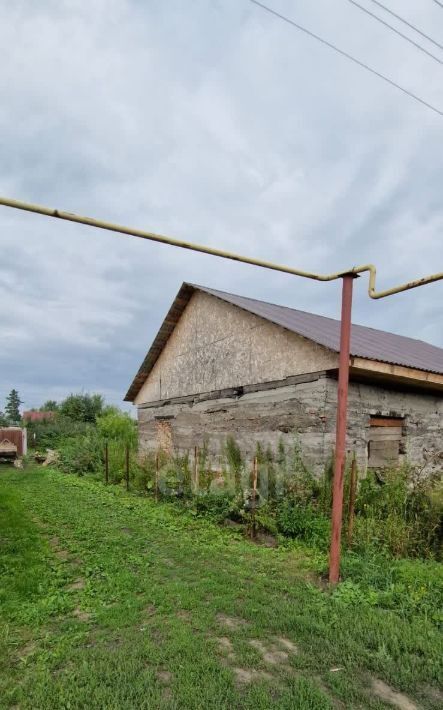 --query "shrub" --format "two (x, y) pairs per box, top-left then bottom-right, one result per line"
(340, 551), (443, 623)
(354, 468), (442, 558)
(97, 410), (137, 448)
(192, 492), (238, 522)
(58, 432), (102, 476)
(225, 436), (243, 488)
(131, 453), (156, 493)
(276, 501), (330, 548)
(59, 393), (104, 423)
(154, 454), (192, 498)
(254, 503), (279, 536)
(26, 416), (92, 450)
